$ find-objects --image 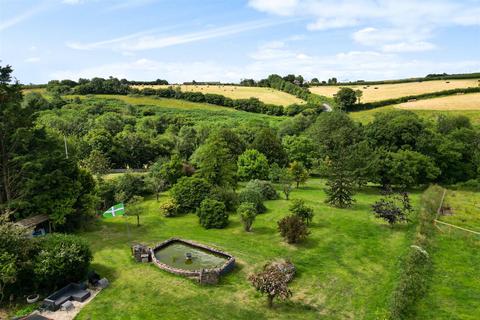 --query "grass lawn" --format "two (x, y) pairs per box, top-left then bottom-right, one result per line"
(76, 179), (420, 320)
(415, 189), (480, 319)
(132, 85), (306, 106)
(310, 79), (480, 102)
(349, 106), (480, 125)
